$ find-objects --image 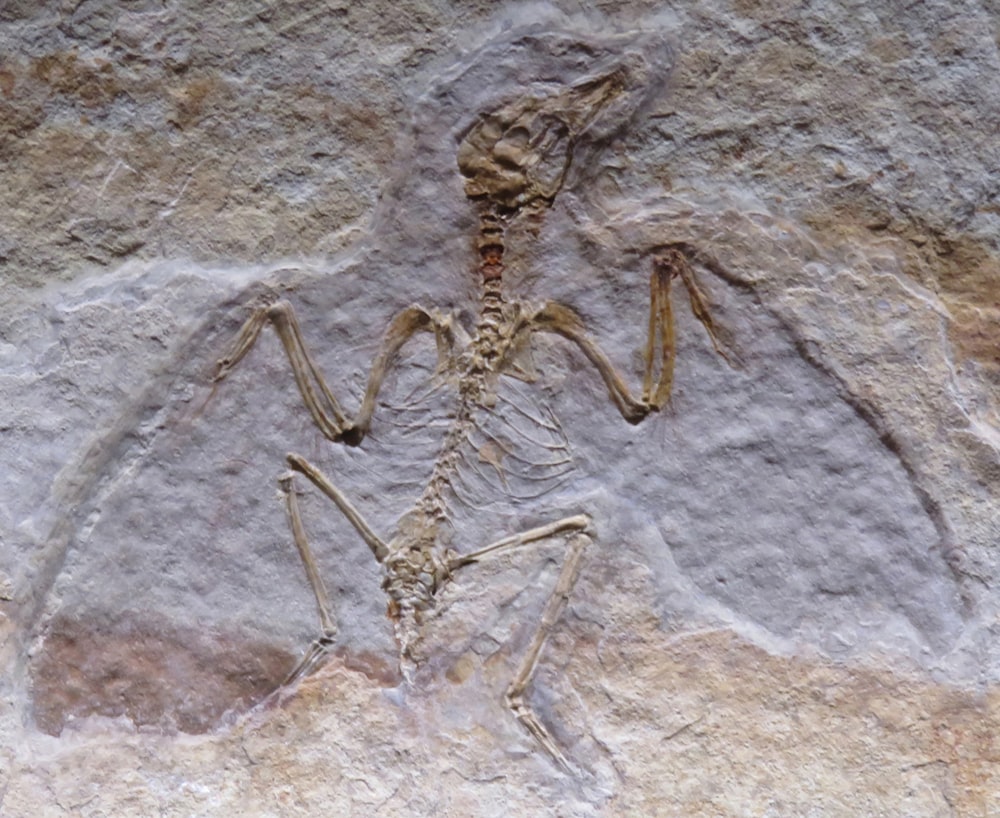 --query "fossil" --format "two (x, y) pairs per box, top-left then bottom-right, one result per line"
(212, 41), (735, 773)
